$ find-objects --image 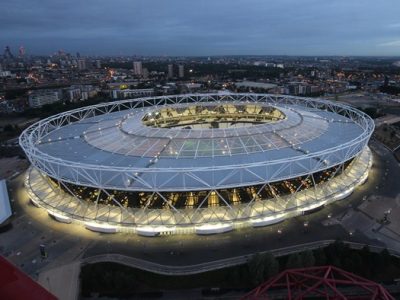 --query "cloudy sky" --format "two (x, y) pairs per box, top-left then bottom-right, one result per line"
(2, 0), (400, 56)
